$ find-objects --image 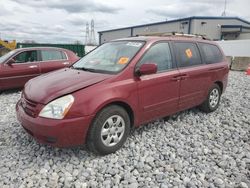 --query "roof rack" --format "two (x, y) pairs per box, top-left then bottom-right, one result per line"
(136, 32), (210, 40)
